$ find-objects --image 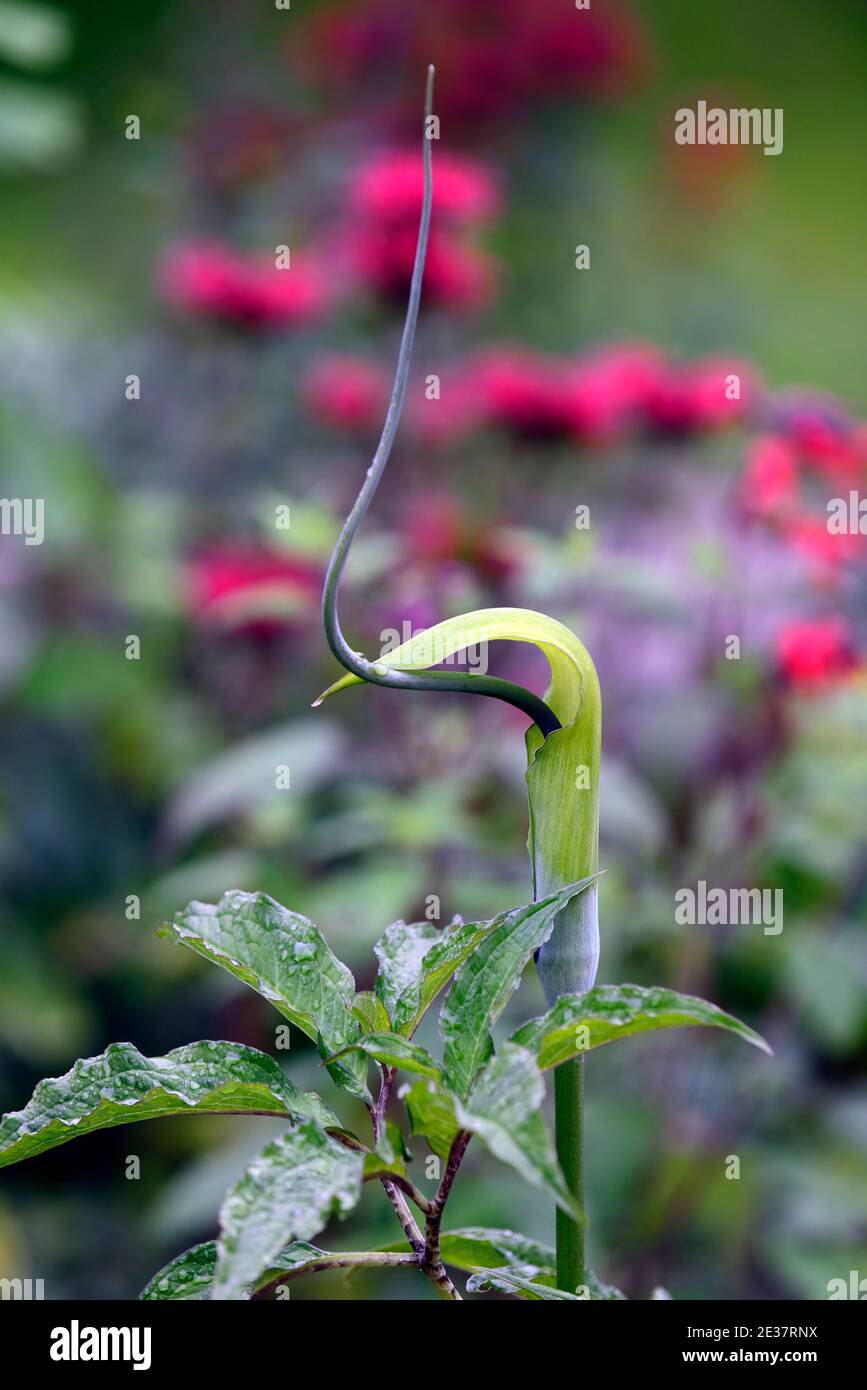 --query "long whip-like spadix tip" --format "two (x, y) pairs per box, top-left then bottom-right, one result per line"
(317, 67), (561, 739)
